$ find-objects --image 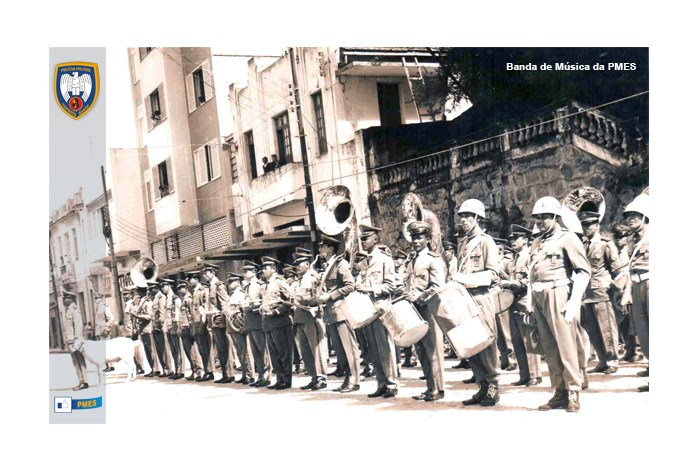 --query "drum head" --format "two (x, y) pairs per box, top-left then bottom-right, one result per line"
(395, 322), (429, 348)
